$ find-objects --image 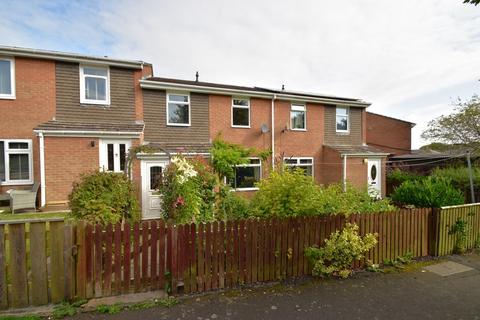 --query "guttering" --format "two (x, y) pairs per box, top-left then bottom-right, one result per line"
(34, 130), (143, 138)
(139, 80), (371, 107)
(39, 132), (46, 207)
(342, 155), (347, 192)
(137, 152), (210, 159)
(271, 94), (276, 170)
(0, 46), (144, 69)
